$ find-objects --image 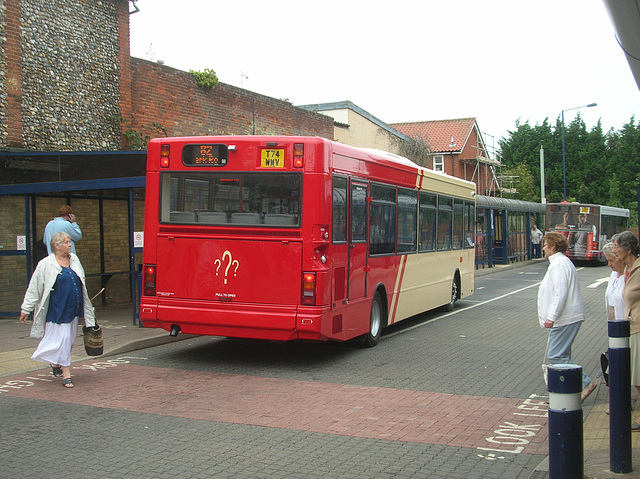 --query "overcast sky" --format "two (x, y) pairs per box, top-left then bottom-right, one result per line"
(129, 0), (640, 153)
